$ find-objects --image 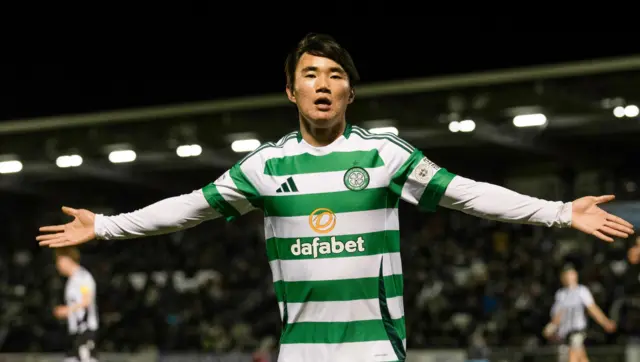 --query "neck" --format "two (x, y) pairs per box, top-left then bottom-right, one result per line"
(299, 118), (346, 147)
(67, 264), (80, 276)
